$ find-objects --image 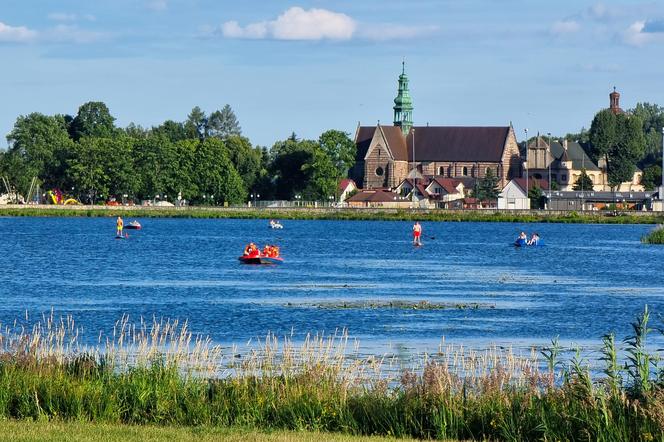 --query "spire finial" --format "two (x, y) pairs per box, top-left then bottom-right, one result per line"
(613, 86), (616, 93)
(402, 57), (405, 75)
